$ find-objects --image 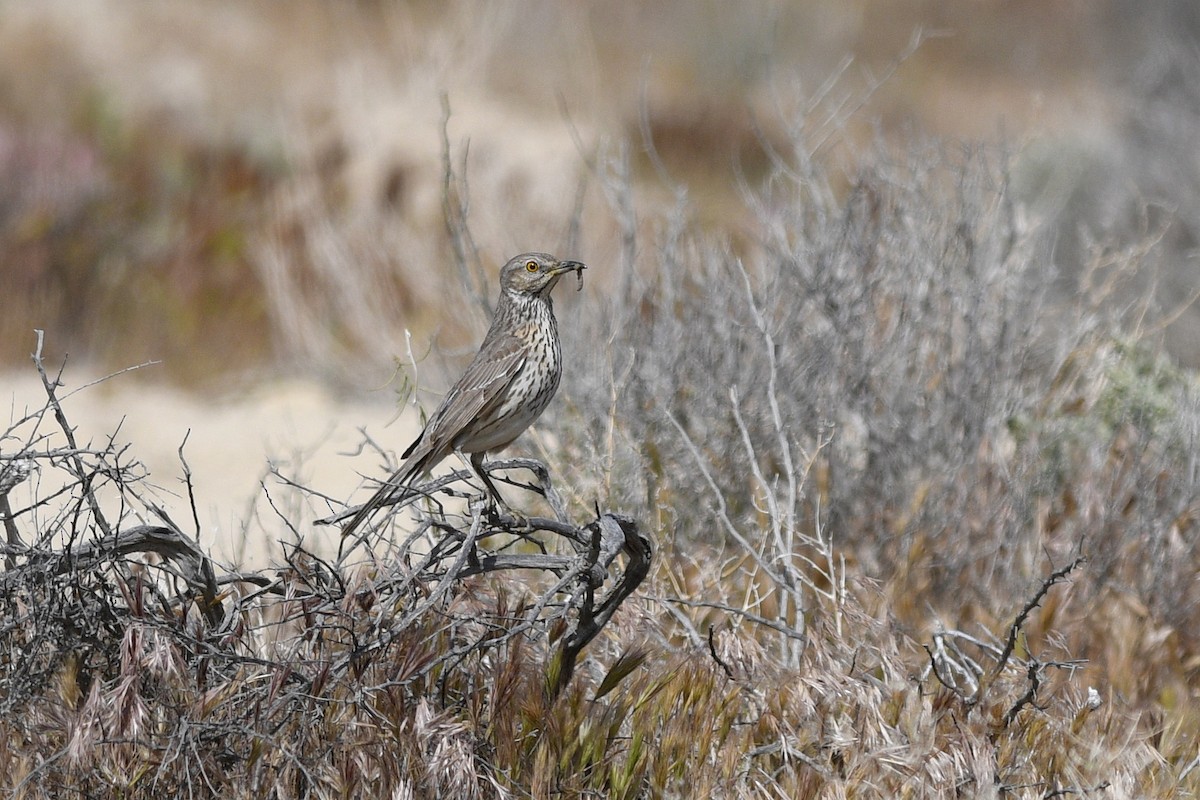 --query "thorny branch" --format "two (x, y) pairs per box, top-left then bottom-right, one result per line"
(922, 557), (1088, 725)
(31, 330), (113, 539)
(994, 556), (1085, 678)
